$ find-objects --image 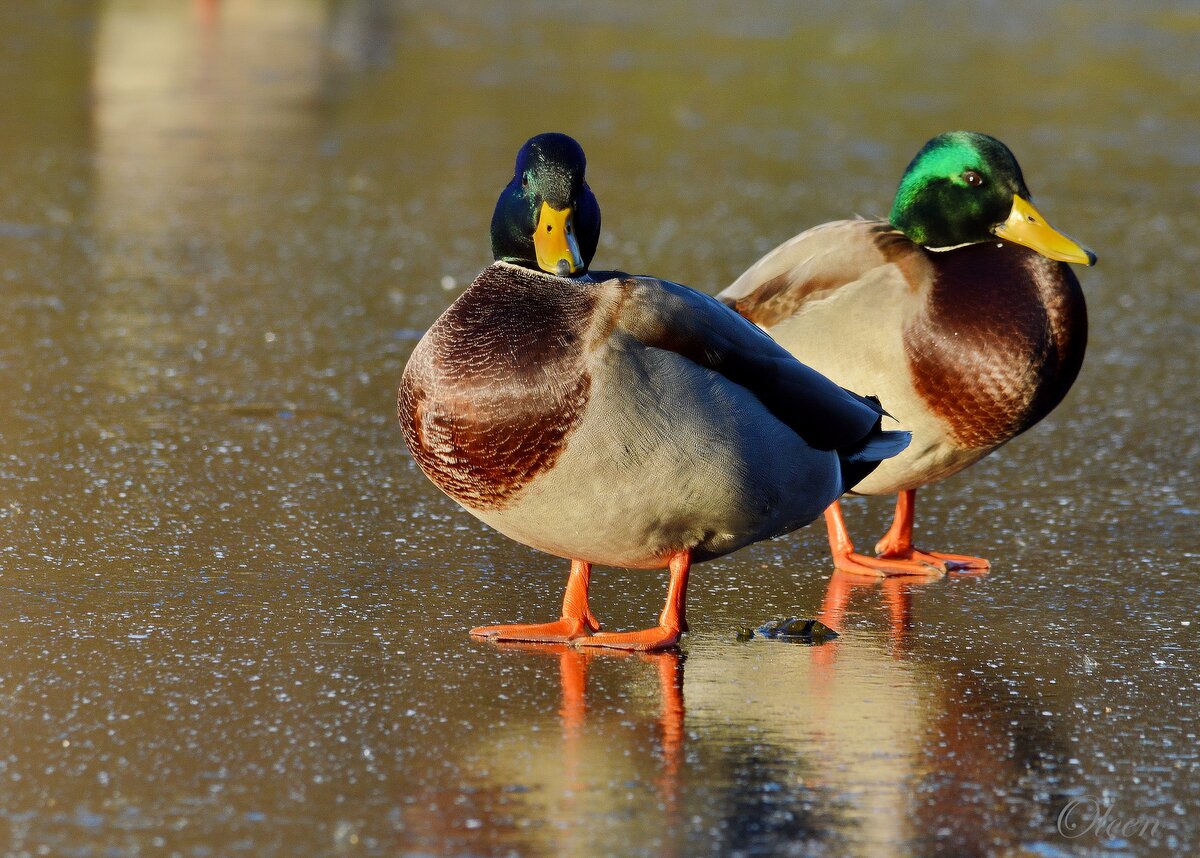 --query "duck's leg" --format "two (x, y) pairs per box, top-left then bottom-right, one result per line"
(470, 559), (602, 642)
(576, 550), (689, 652)
(824, 500), (946, 578)
(874, 490), (990, 573)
